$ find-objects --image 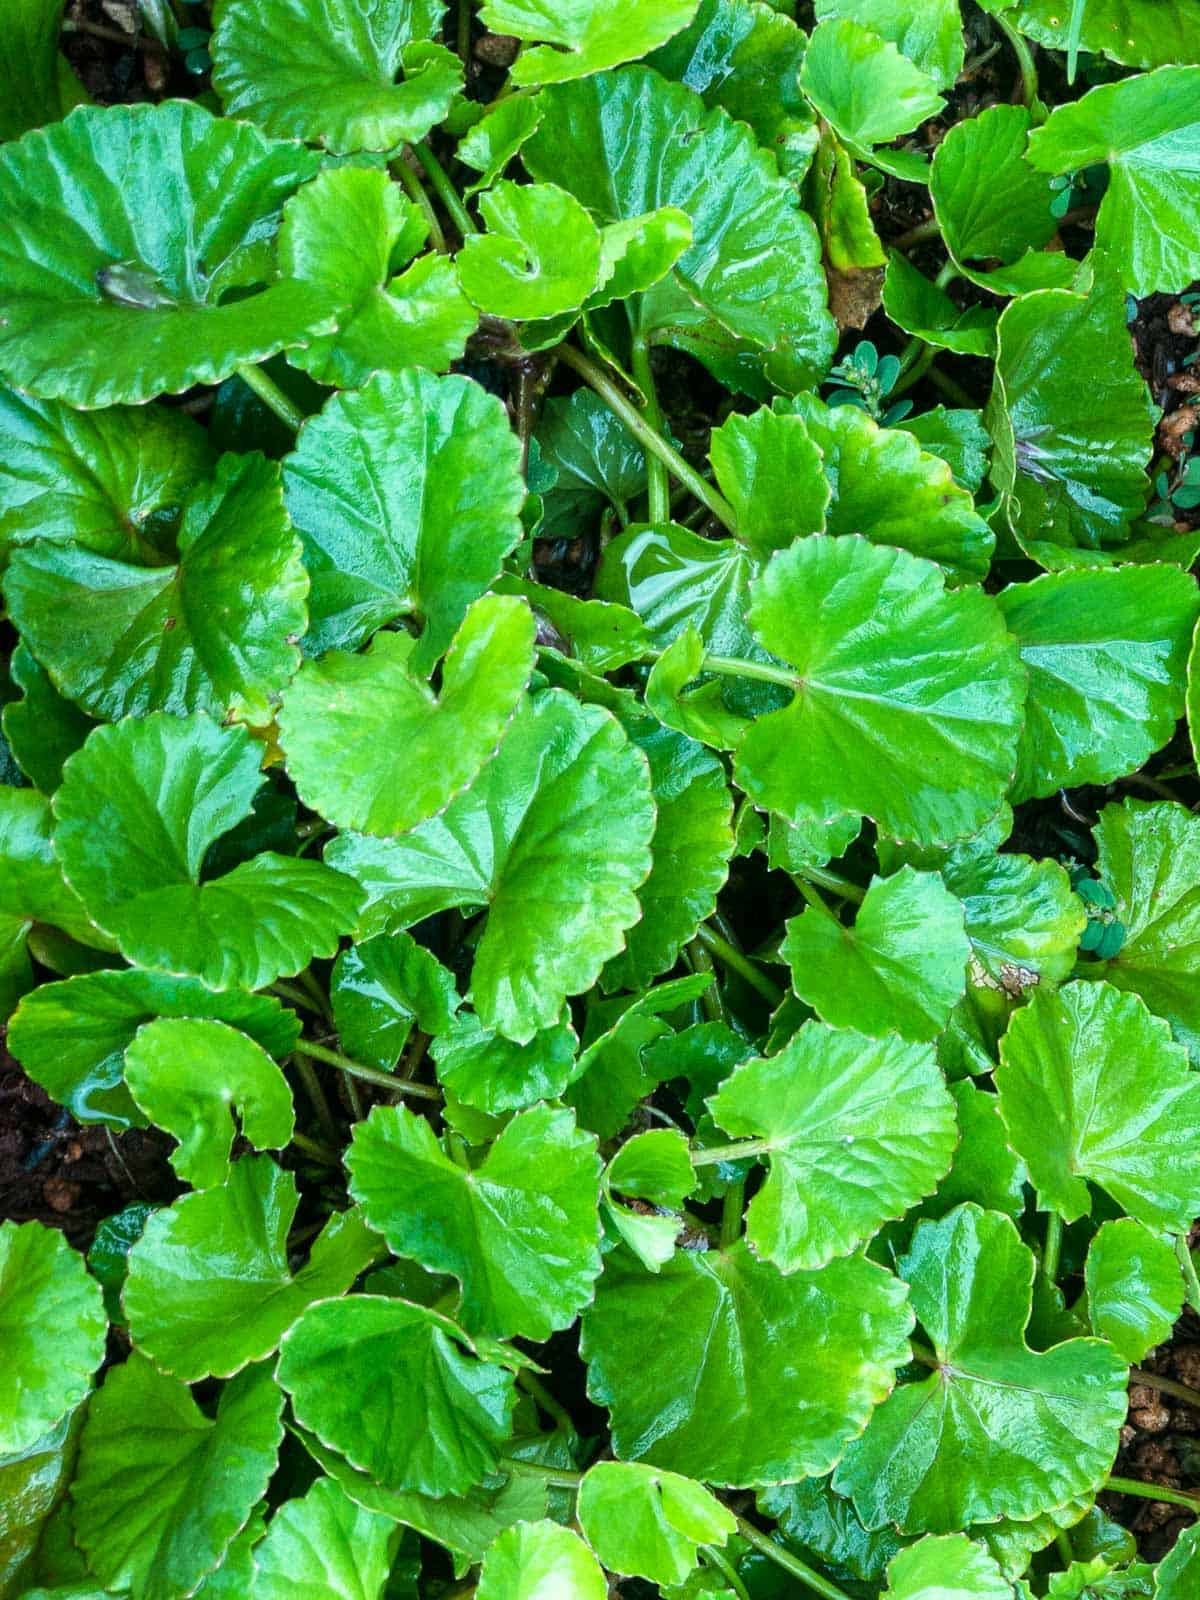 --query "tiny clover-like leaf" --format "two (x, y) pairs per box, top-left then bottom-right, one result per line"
(477, 0), (700, 85)
(347, 1101), (602, 1341)
(7, 967), (299, 1130)
(1027, 67), (1200, 296)
(431, 1010), (579, 1115)
(523, 69), (835, 394)
(279, 166), (476, 387)
(582, 1241), (912, 1487)
(815, 0), (964, 90)
(73, 1355), (283, 1600)
(997, 566), (1199, 801)
(458, 182), (603, 321)
(930, 105), (1068, 295)
(884, 1535), (1013, 1600)
(1084, 1218), (1186, 1365)
(53, 712), (363, 992)
(332, 932), (460, 1071)
(0, 1222), (106, 1456)
(995, 981), (1200, 1230)
(282, 369), (524, 666)
(0, 386), (214, 571)
(987, 283), (1157, 566)
(327, 691), (654, 1042)
(734, 535), (1025, 846)
(801, 18), (944, 156)
(577, 1461), (736, 1588)
(476, 1521), (607, 1600)
(123, 1157), (381, 1381)
(250, 1477), (398, 1600)
(211, 0), (461, 153)
(123, 1019), (294, 1189)
(782, 867), (970, 1042)
(1089, 800), (1200, 1058)
(6, 452), (309, 723)
(833, 1205), (1129, 1534)
(707, 408), (828, 554)
(0, 102), (338, 407)
(280, 594), (534, 836)
(276, 1295), (517, 1495)
(601, 715), (734, 993)
(708, 1022), (957, 1271)
(778, 393), (995, 581)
